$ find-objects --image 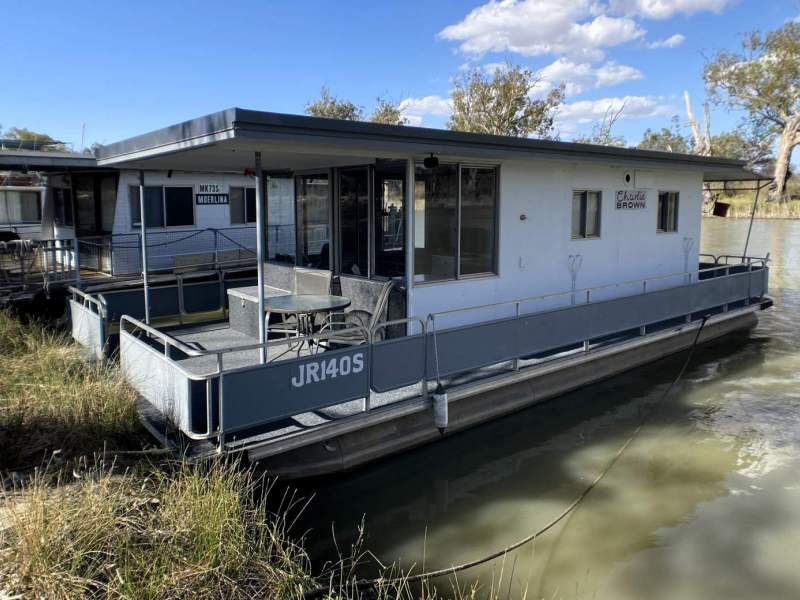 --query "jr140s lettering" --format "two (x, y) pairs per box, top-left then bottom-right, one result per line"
(291, 352), (364, 388)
